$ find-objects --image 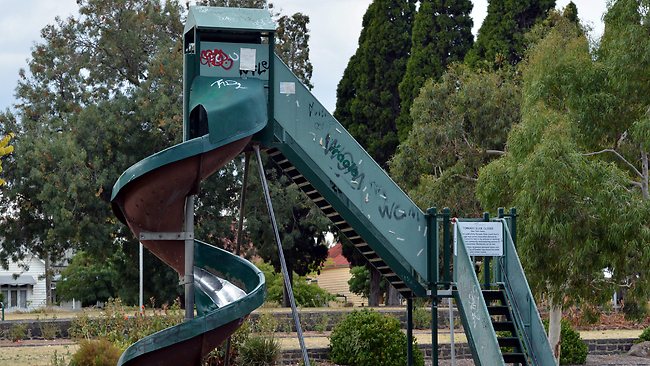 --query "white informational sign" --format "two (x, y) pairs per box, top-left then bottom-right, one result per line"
(239, 48), (257, 71)
(279, 82), (296, 95)
(454, 221), (503, 257)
